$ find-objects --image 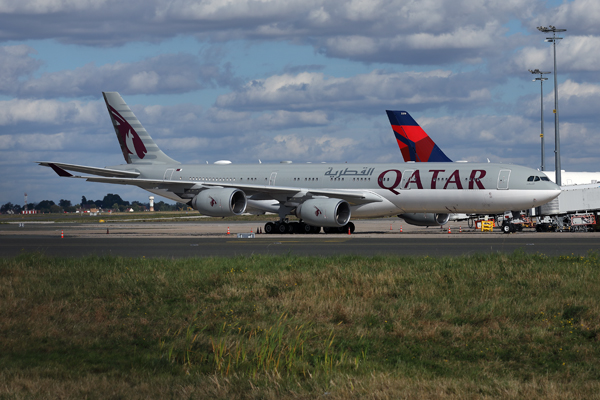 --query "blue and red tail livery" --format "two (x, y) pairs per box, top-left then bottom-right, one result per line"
(386, 110), (452, 162)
